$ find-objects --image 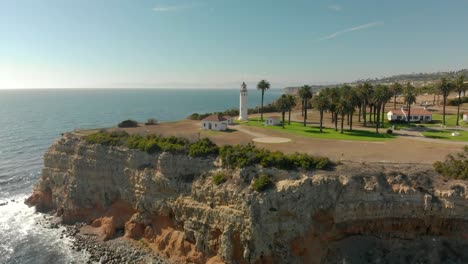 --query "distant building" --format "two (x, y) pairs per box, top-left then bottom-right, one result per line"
(223, 116), (235, 125)
(239, 82), (248, 121)
(201, 114), (227, 131)
(387, 108), (432, 122)
(265, 116), (281, 126)
(463, 113), (468, 122)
